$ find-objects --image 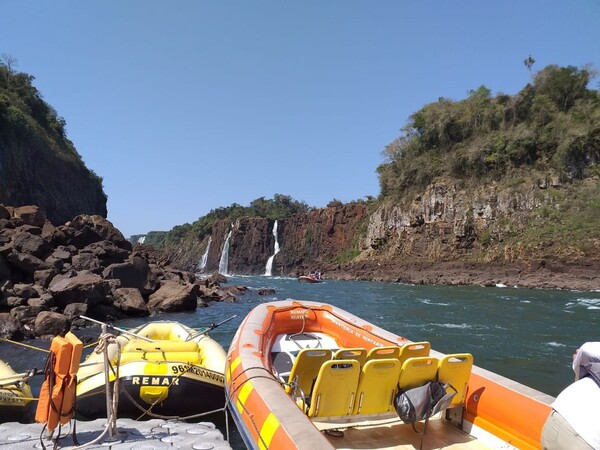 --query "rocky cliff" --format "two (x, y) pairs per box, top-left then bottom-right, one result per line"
(163, 177), (599, 291)
(0, 64), (107, 224)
